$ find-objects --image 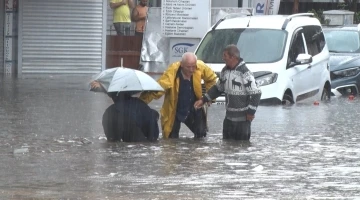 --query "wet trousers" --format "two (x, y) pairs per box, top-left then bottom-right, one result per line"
(169, 108), (207, 138)
(223, 118), (251, 140)
(102, 104), (147, 142)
